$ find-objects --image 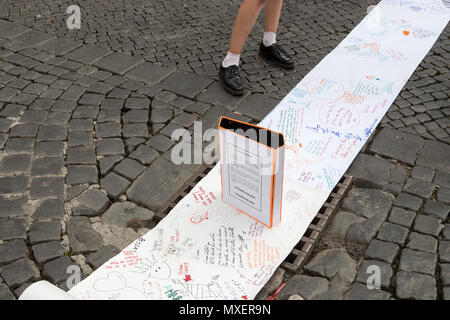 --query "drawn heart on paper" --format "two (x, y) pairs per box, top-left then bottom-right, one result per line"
(403, 30), (410, 36)
(93, 272), (126, 292)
